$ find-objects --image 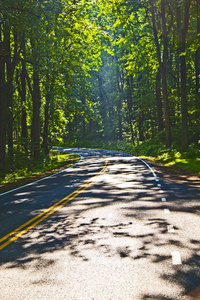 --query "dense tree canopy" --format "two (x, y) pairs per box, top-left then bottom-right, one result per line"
(0, 0), (199, 172)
